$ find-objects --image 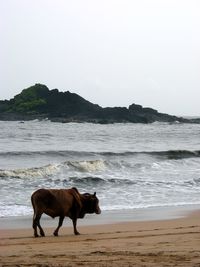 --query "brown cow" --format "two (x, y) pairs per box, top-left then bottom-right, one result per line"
(31, 187), (101, 237)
